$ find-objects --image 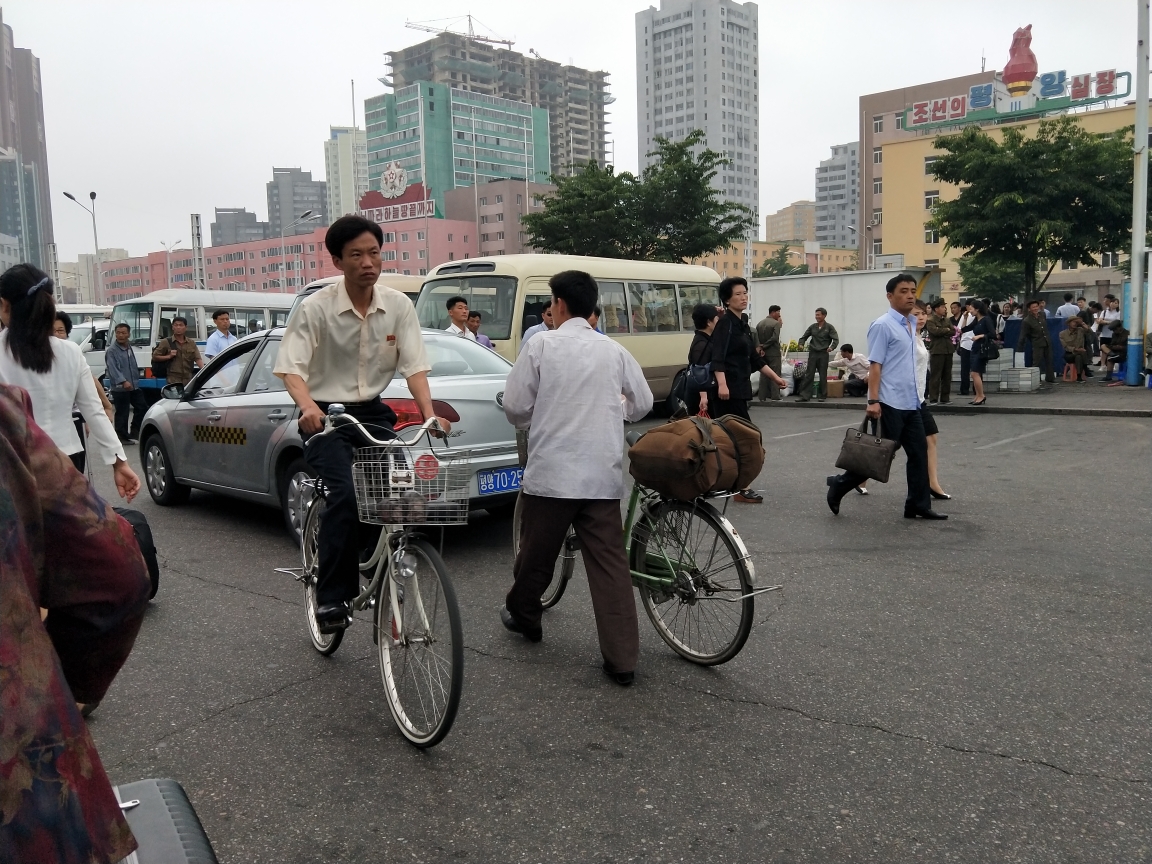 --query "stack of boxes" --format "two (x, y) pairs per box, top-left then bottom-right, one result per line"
(952, 357), (1041, 392)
